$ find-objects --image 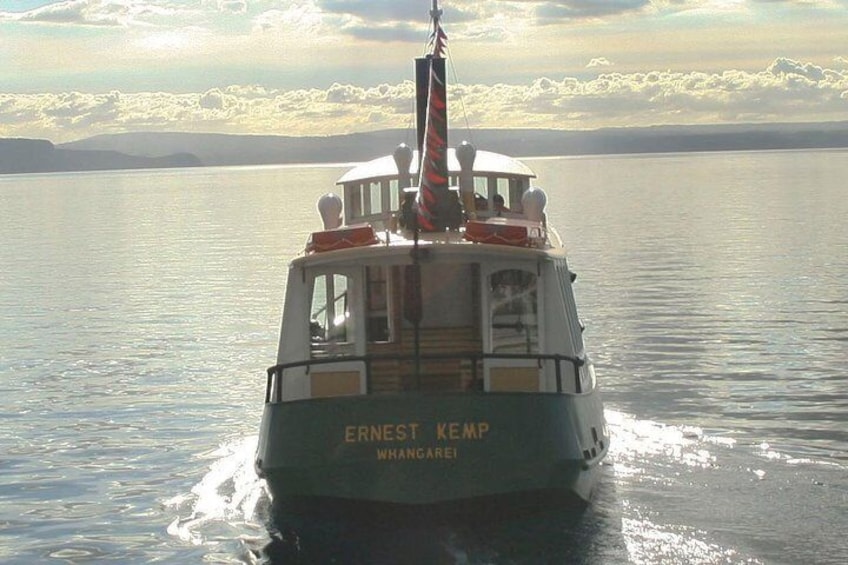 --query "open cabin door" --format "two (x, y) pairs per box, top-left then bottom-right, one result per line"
(483, 266), (543, 392)
(307, 268), (366, 397)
